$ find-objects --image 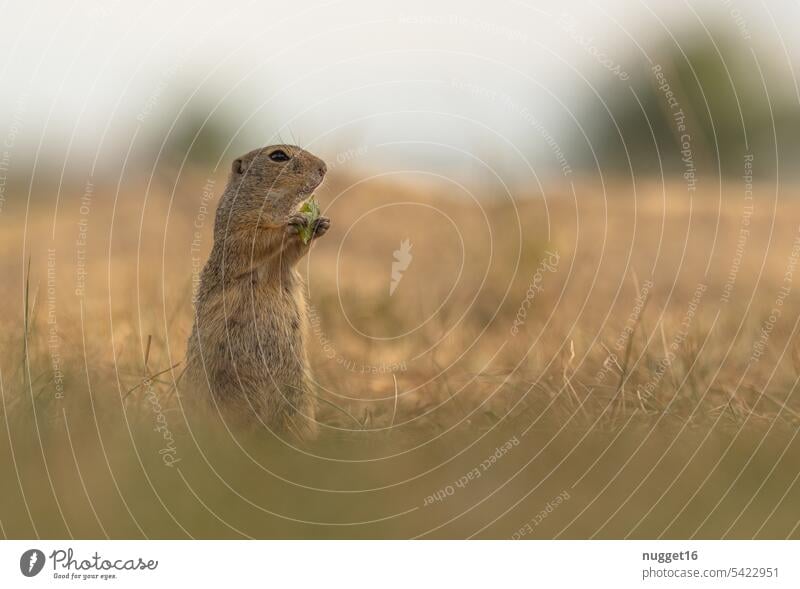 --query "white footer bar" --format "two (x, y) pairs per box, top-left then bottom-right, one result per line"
(1, 540), (796, 588)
